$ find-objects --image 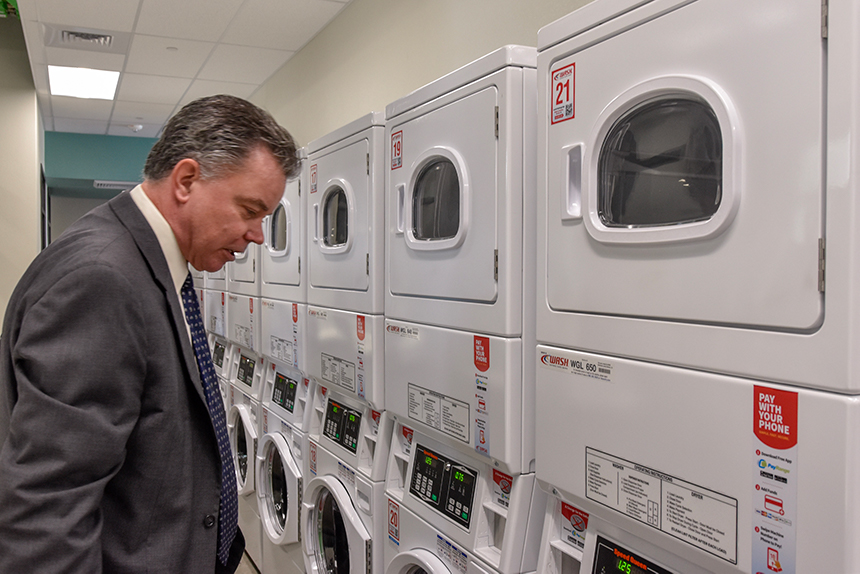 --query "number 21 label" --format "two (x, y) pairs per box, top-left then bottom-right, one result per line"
(551, 63), (575, 125)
